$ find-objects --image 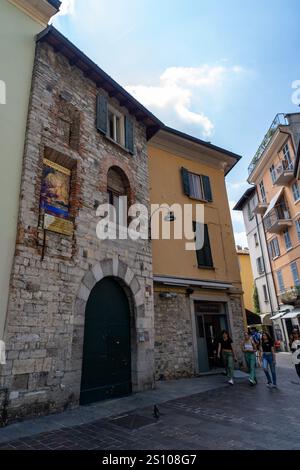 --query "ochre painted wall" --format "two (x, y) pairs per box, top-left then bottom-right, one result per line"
(0, 1), (44, 338)
(238, 252), (255, 311)
(148, 145), (242, 289)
